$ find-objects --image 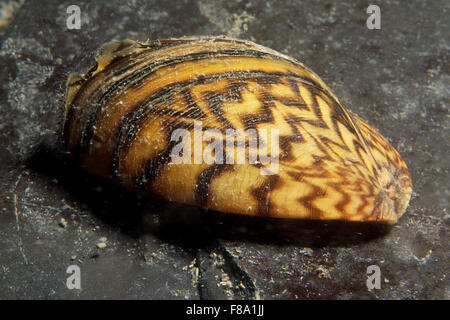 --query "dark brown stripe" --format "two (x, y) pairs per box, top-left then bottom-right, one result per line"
(296, 184), (326, 219)
(251, 174), (280, 216)
(138, 90), (206, 120)
(181, 89), (207, 119)
(194, 164), (233, 207)
(301, 129), (342, 164)
(202, 80), (246, 129)
(356, 185), (373, 217)
(328, 181), (352, 216)
(276, 118), (305, 162)
(240, 92), (274, 132)
(134, 140), (177, 190)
